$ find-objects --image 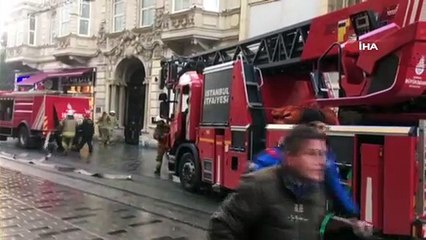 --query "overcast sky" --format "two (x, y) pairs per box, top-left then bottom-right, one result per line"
(0, 1), (13, 34)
